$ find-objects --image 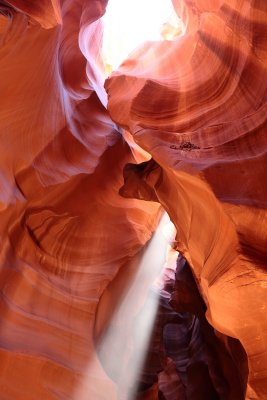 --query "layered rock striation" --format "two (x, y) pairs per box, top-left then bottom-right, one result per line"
(106, 0), (267, 398)
(0, 0), (266, 399)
